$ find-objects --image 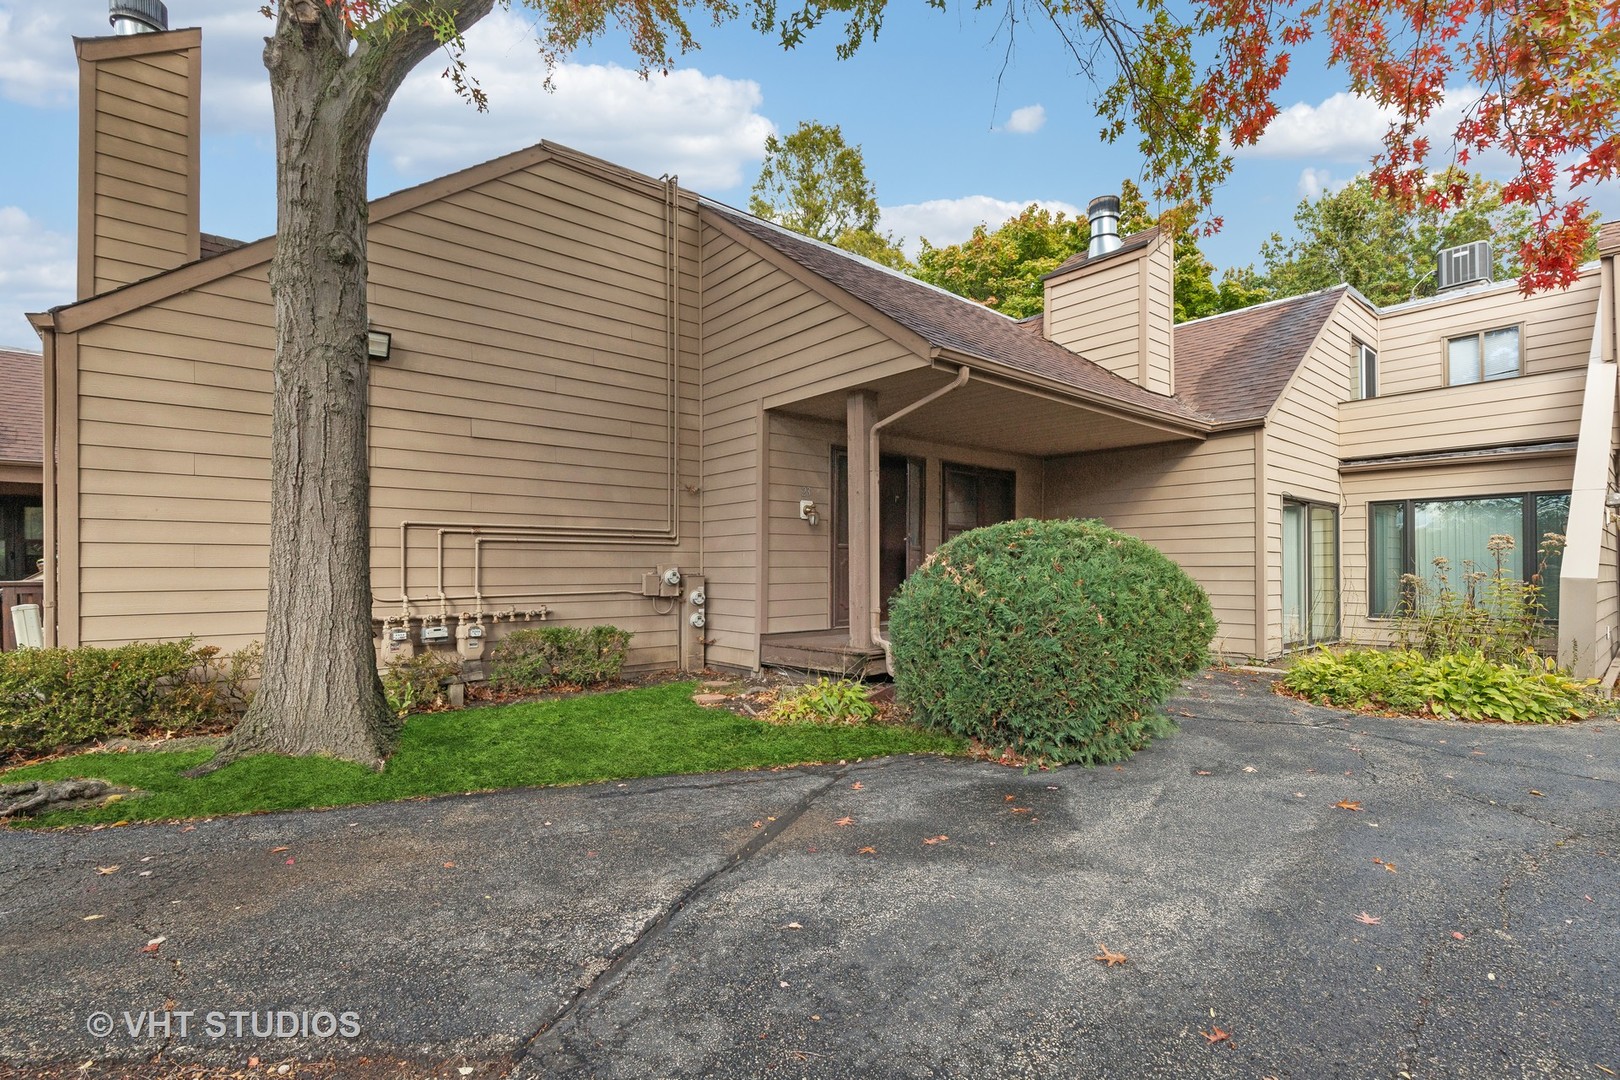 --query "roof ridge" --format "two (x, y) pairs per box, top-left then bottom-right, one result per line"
(699, 197), (1020, 322)
(1175, 283), (1348, 329)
